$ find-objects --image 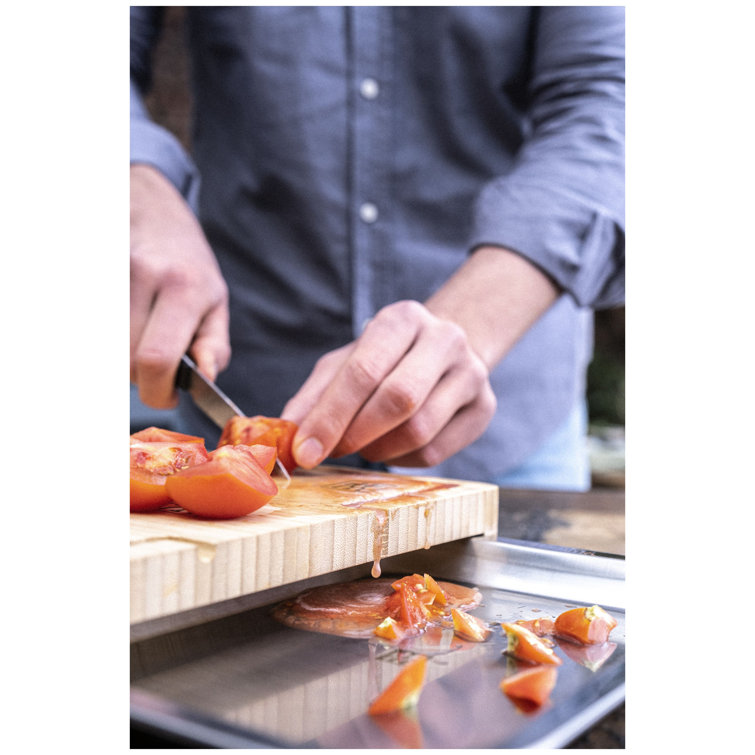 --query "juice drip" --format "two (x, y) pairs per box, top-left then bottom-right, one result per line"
(370, 508), (388, 578)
